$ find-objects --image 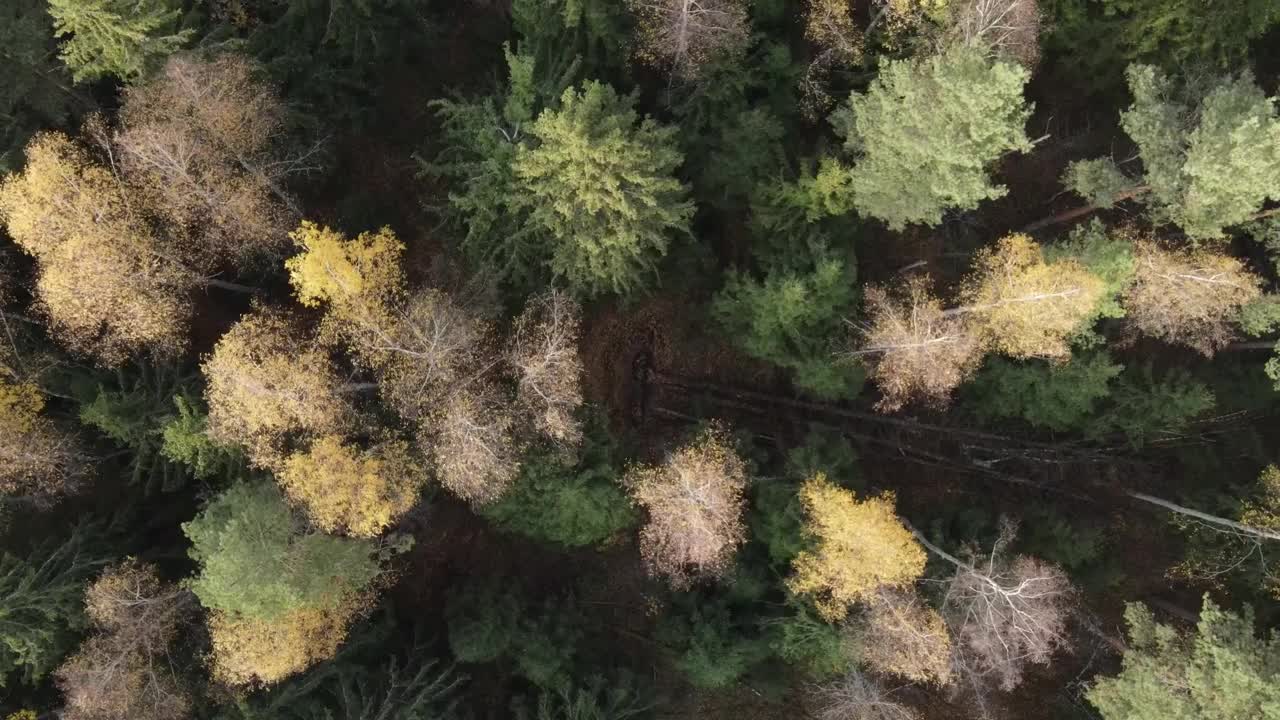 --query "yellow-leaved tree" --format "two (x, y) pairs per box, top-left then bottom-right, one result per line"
(959, 233), (1105, 359)
(279, 435), (426, 538)
(0, 377), (85, 499)
(0, 133), (194, 363)
(202, 306), (350, 466)
(787, 474), (926, 621)
(206, 602), (360, 687)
